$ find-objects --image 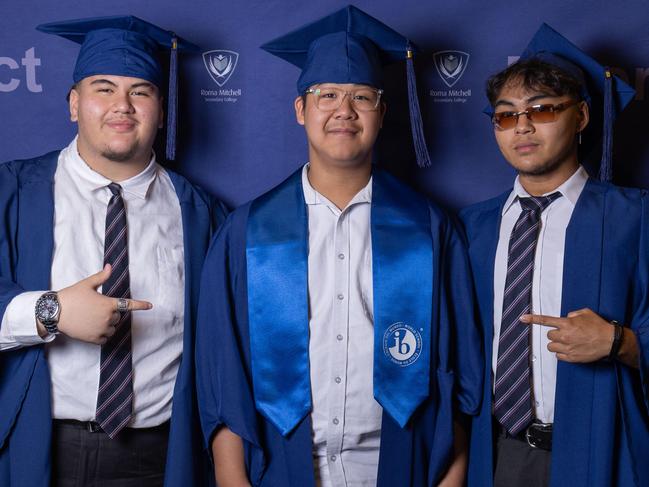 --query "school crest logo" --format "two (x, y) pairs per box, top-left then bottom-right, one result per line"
(383, 322), (422, 367)
(203, 50), (239, 87)
(433, 50), (470, 88)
